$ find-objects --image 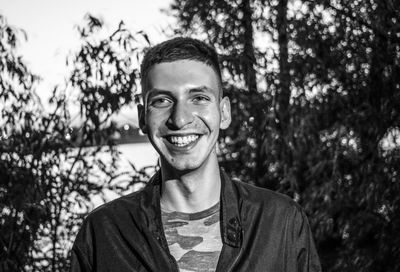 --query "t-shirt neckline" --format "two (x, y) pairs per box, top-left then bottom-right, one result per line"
(161, 202), (220, 221)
